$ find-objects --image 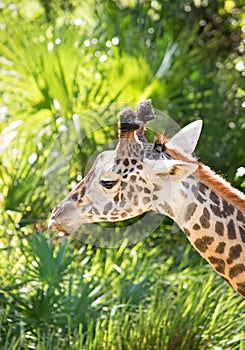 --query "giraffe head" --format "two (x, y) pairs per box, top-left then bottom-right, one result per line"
(48, 101), (201, 233)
